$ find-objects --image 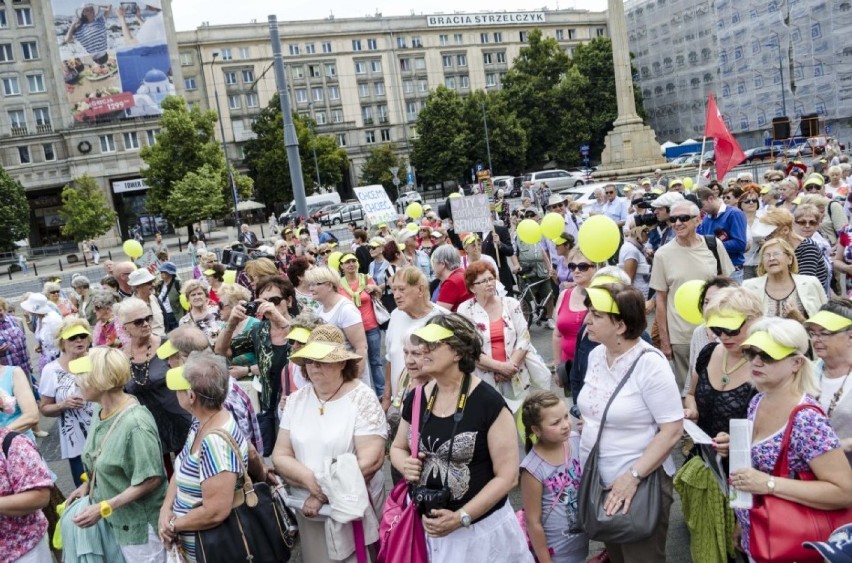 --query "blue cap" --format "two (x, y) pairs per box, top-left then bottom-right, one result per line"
(158, 262), (177, 275)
